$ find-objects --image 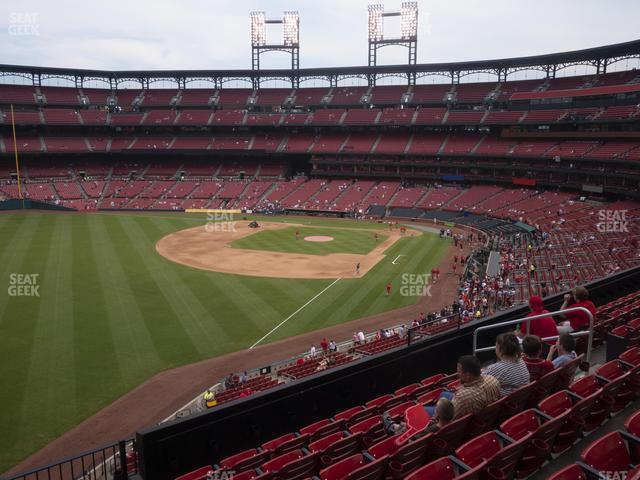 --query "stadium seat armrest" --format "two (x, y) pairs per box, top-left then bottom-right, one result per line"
(494, 430), (515, 444)
(362, 451), (376, 462)
(302, 447), (311, 455)
(566, 390), (585, 401)
(620, 359), (636, 369)
(620, 430), (640, 445)
(532, 408), (553, 421)
(595, 374), (614, 384)
(448, 455), (473, 472)
(576, 460), (605, 479)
